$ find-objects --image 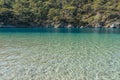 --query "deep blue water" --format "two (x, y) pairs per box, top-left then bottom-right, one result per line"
(0, 28), (119, 33)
